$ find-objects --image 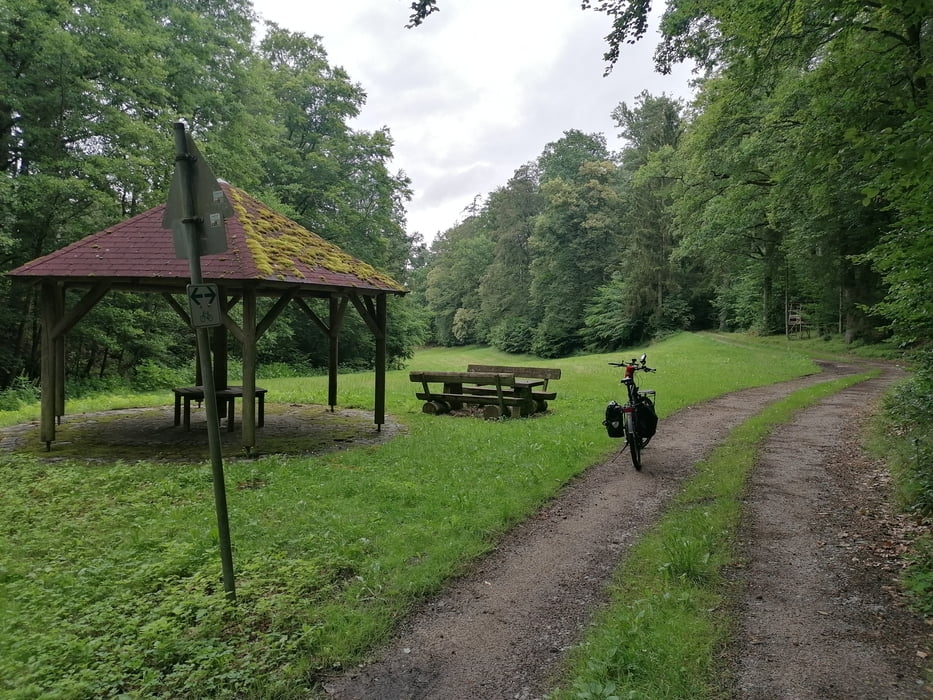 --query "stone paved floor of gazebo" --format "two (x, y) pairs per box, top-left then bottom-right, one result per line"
(2, 403), (403, 461)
